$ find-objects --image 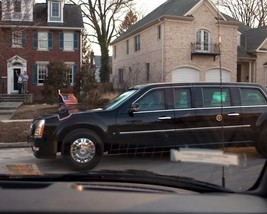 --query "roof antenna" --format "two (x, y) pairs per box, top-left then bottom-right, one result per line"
(216, 0), (226, 188)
